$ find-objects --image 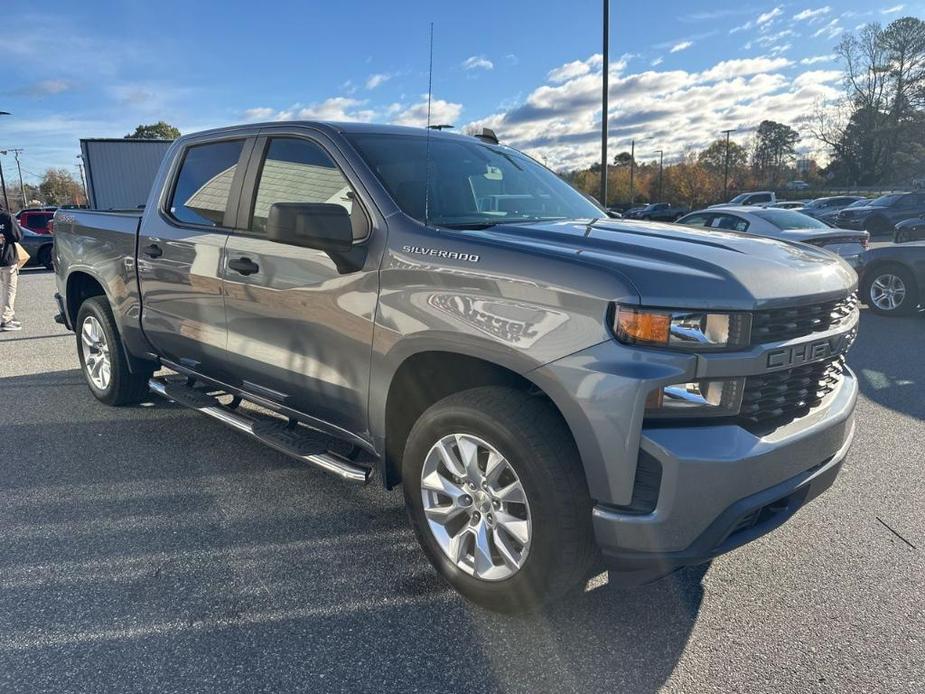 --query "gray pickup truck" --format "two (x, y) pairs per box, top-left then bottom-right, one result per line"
(53, 122), (859, 612)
